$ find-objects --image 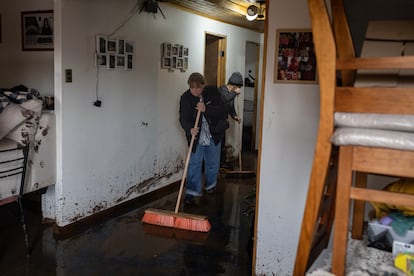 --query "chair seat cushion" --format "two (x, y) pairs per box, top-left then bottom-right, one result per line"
(331, 127), (414, 151)
(335, 112), (414, 132)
